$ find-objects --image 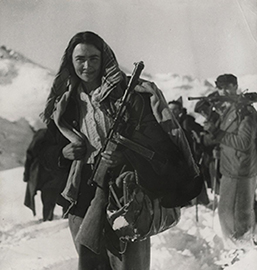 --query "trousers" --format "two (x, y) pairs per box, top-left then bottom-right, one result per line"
(68, 214), (150, 270)
(68, 214), (112, 270)
(218, 175), (257, 249)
